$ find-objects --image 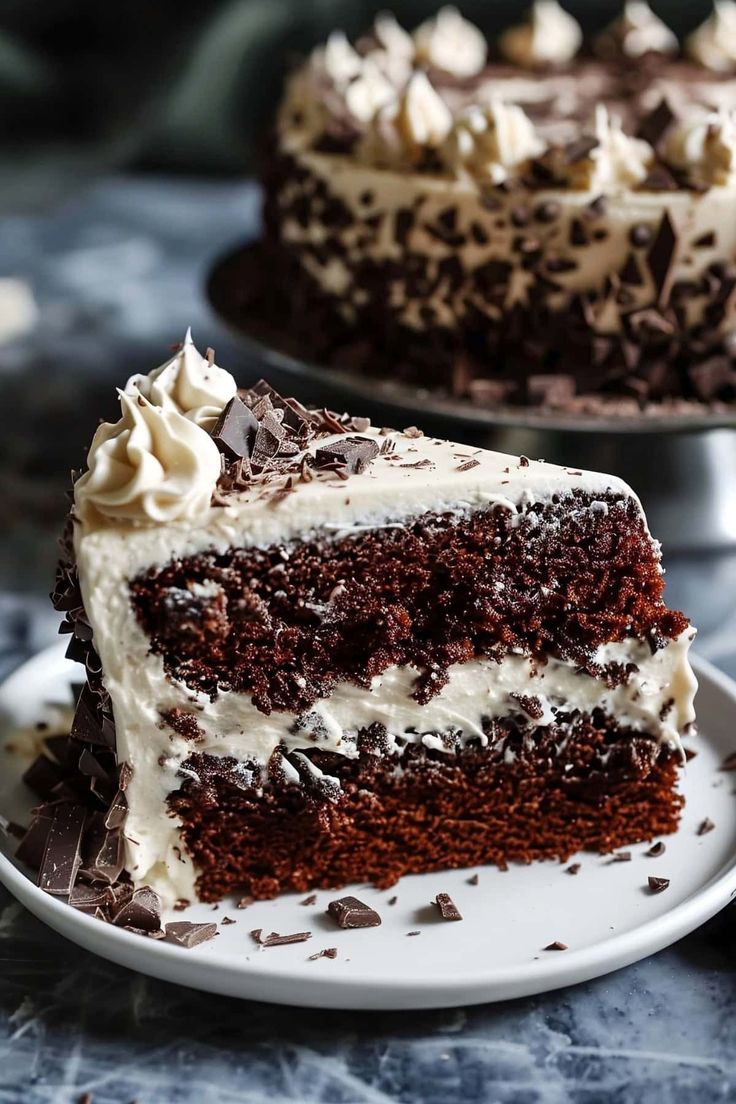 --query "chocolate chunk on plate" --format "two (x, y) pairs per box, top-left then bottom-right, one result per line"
(164, 921), (219, 948)
(434, 892), (463, 921)
(327, 895), (382, 929)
